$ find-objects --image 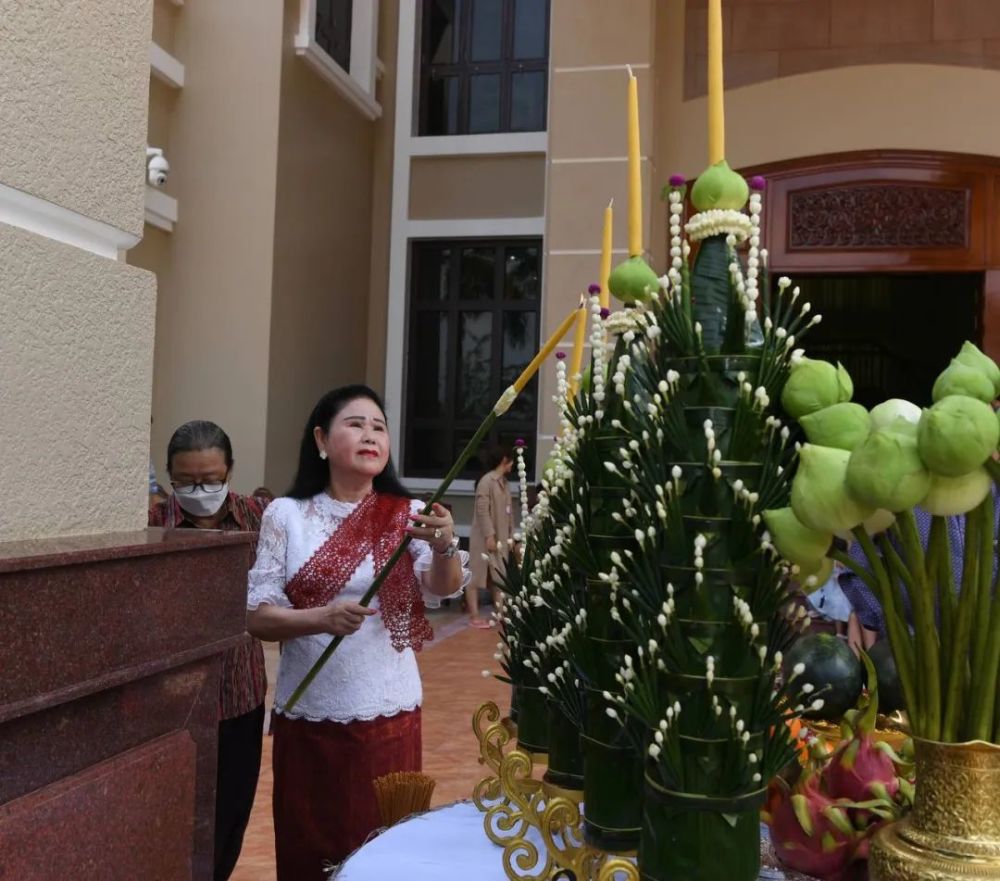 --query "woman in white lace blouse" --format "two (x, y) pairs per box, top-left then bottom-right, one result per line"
(247, 385), (468, 880)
